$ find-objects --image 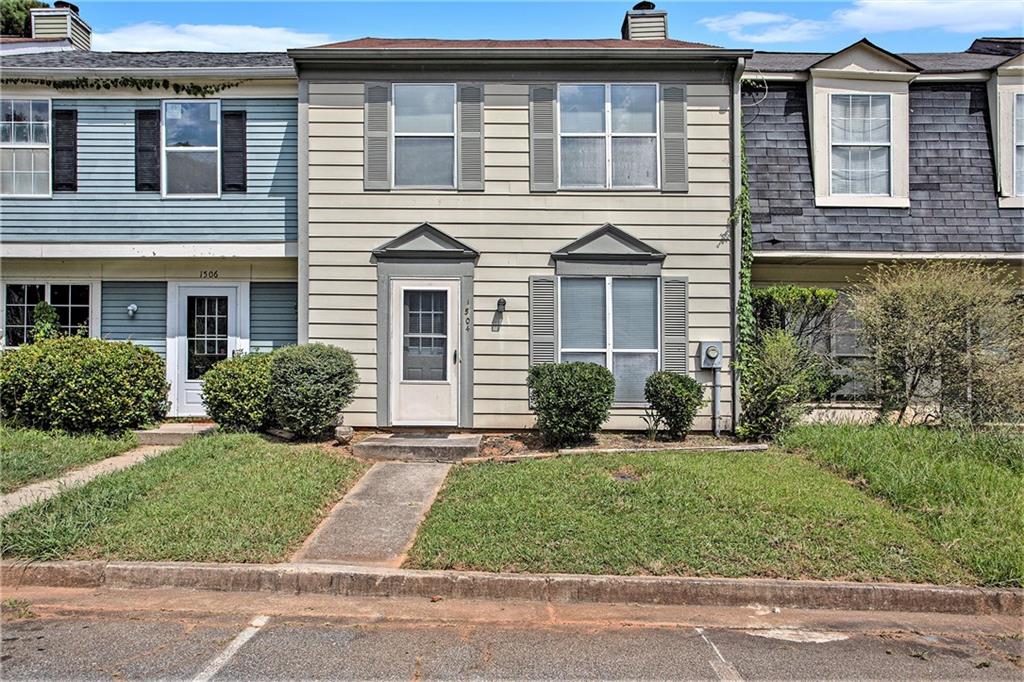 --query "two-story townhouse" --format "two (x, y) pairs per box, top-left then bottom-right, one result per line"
(742, 38), (1024, 400)
(0, 49), (301, 417)
(288, 5), (750, 432)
